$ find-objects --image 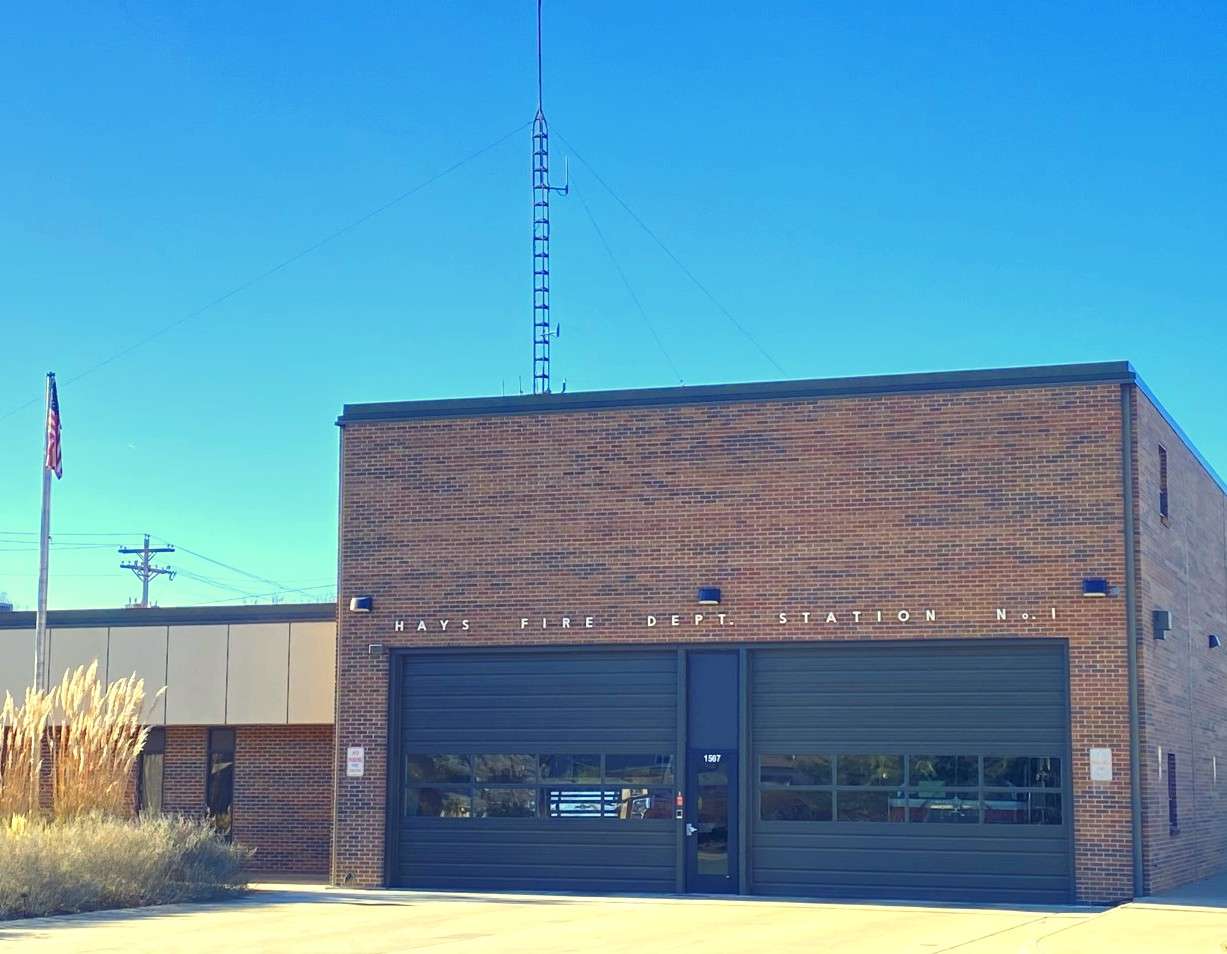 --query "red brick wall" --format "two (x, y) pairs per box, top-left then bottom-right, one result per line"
(336, 382), (1140, 901)
(162, 726), (207, 818)
(1135, 392), (1227, 893)
(162, 724), (333, 875)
